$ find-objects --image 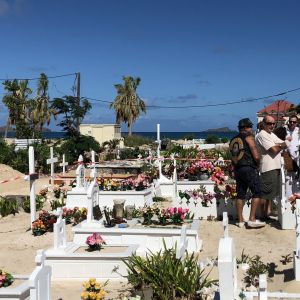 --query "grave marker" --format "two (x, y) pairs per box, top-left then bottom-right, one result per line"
(28, 146), (39, 227)
(75, 155), (85, 189)
(59, 154), (68, 175)
(223, 212), (229, 238)
(258, 274), (268, 300)
(53, 208), (66, 251)
(46, 147), (58, 185)
(86, 178), (99, 223)
(90, 150), (97, 180)
(176, 225), (188, 259)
